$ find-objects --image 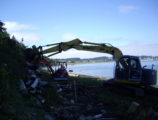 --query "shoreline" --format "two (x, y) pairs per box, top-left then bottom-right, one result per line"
(69, 73), (107, 80)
